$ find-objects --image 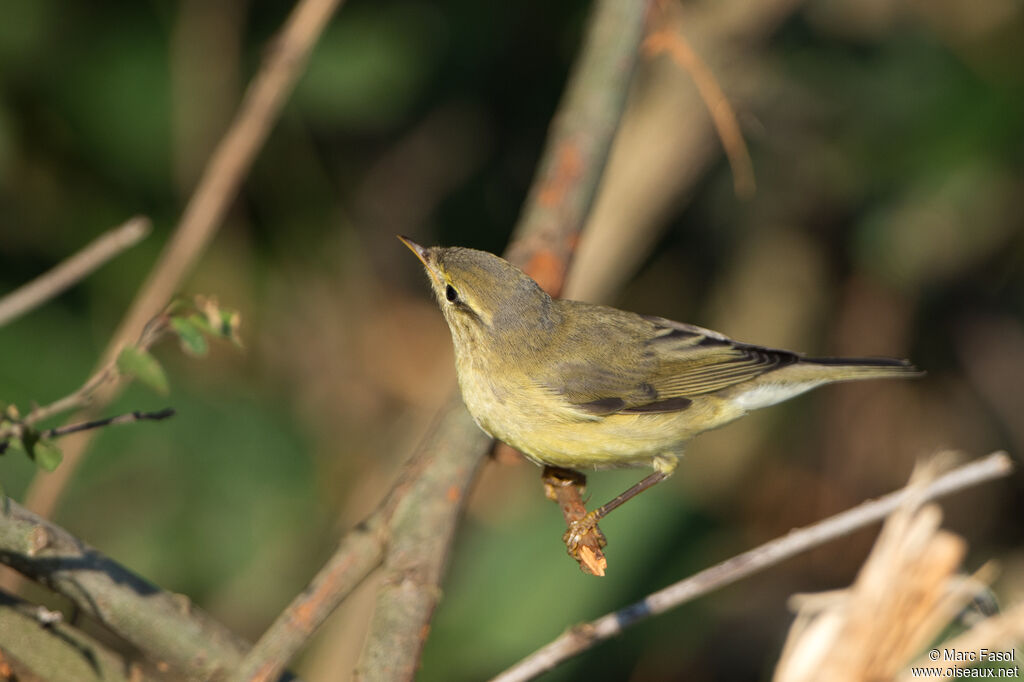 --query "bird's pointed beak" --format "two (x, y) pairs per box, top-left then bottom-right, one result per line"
(397, 235), (430, 267)
(398, 235), (444, 288)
